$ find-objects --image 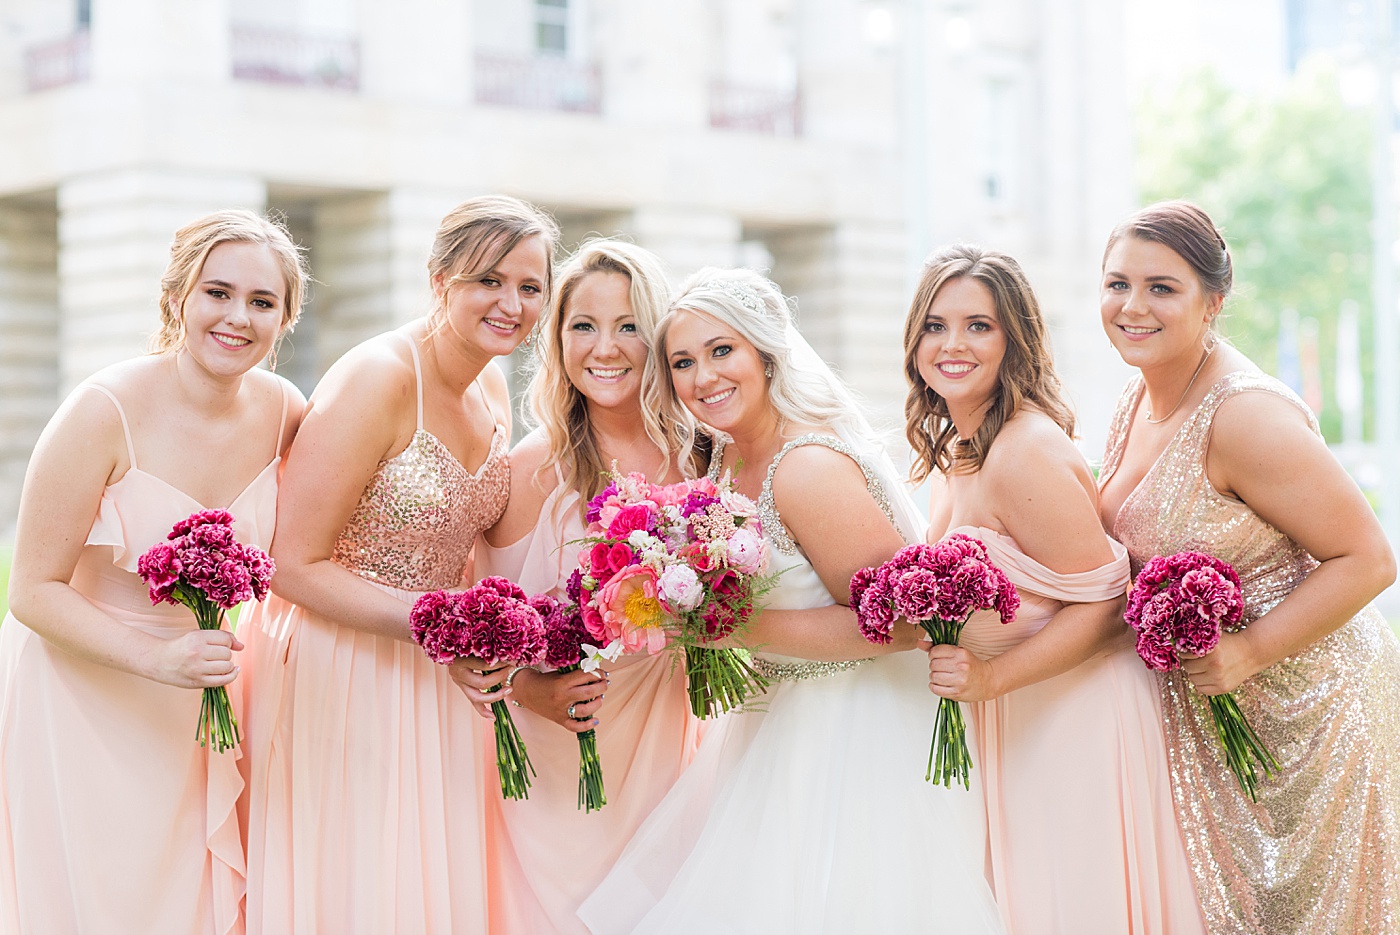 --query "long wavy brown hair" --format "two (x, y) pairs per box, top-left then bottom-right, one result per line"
(902, 245), (1075, 480)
